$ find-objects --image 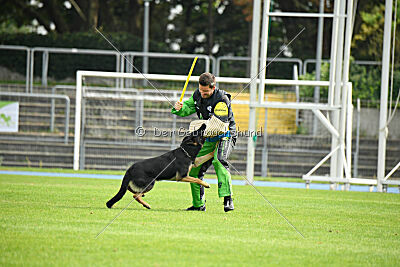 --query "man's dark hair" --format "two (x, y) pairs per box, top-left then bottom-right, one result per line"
(199, 72), (216, 88)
